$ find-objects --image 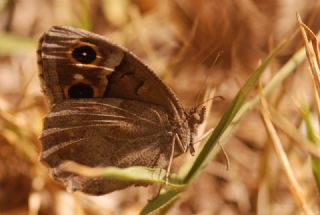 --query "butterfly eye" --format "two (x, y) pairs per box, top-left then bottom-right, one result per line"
(72, 45), (97, 64)
(68, 83), (94, 98)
